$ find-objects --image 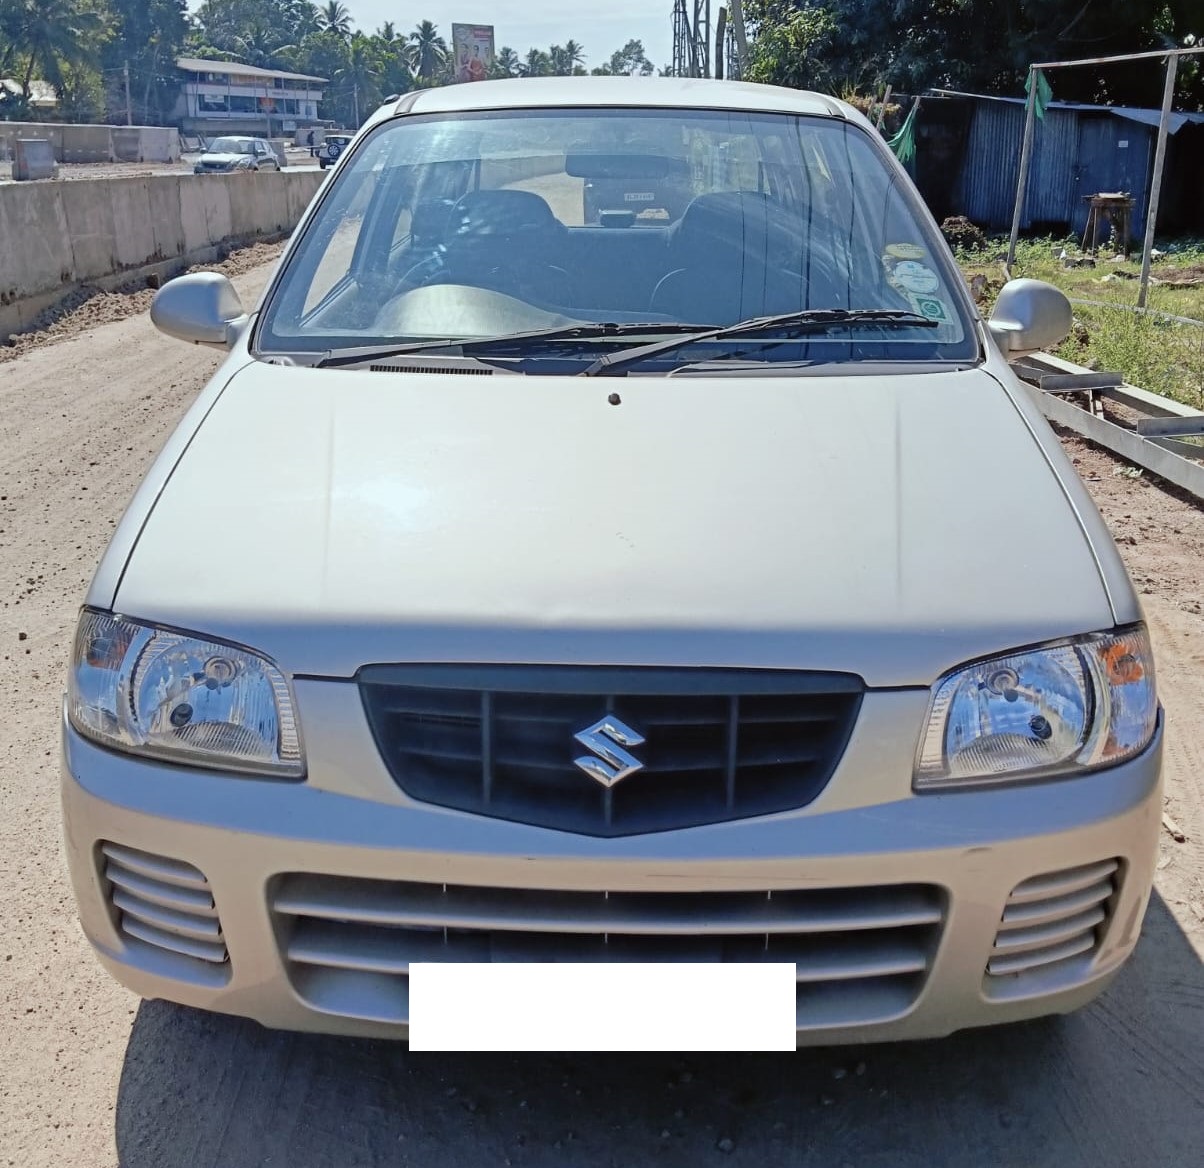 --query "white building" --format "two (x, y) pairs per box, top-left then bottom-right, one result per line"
(175, 57), (327, 138)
